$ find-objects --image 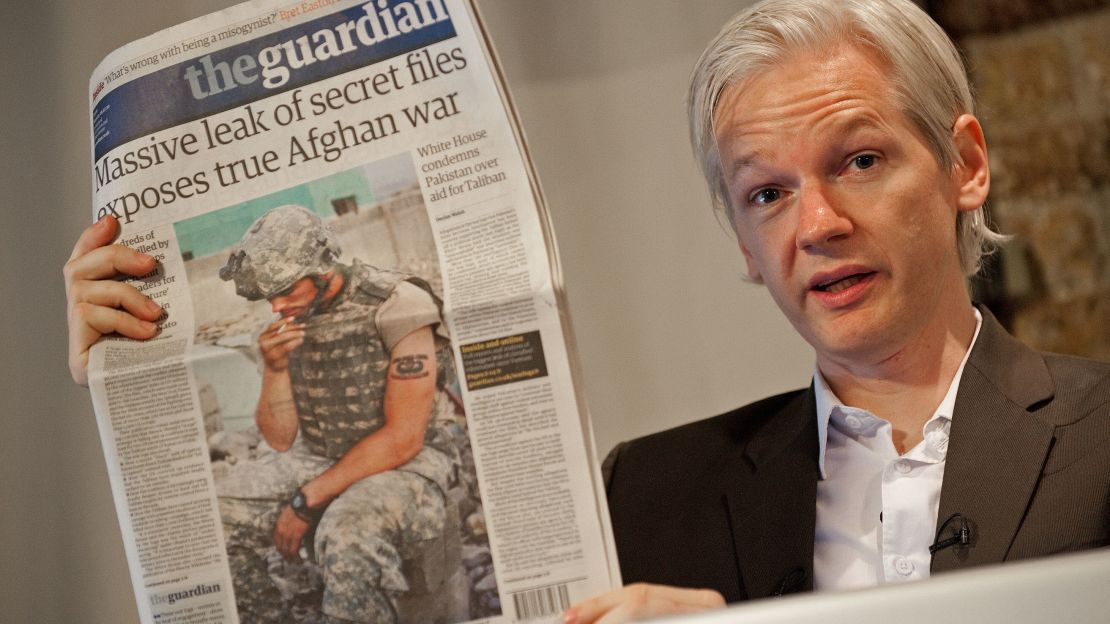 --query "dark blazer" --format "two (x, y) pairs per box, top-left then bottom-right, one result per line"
(603, 308), (1110, 603)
